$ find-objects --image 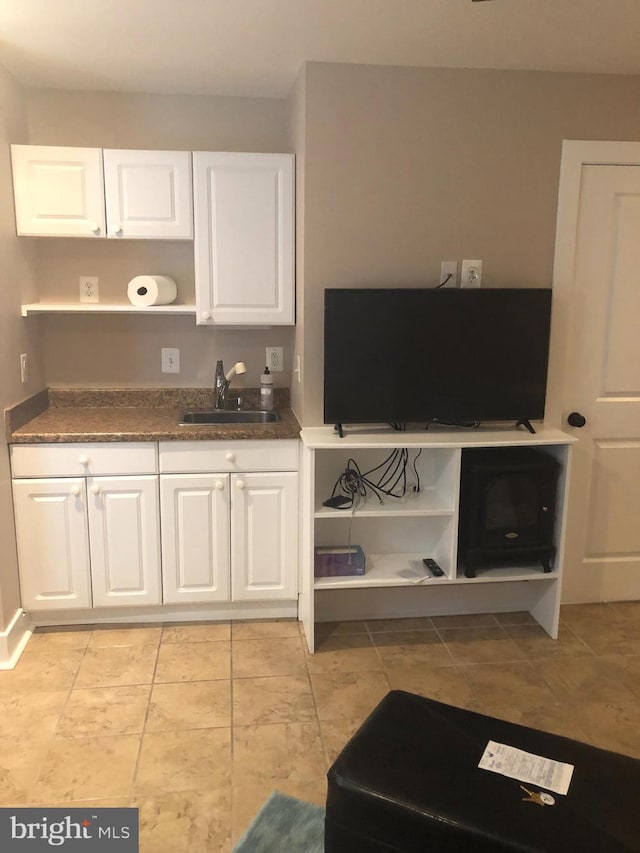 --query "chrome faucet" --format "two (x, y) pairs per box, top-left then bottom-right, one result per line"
(214, 359), (247, 409)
